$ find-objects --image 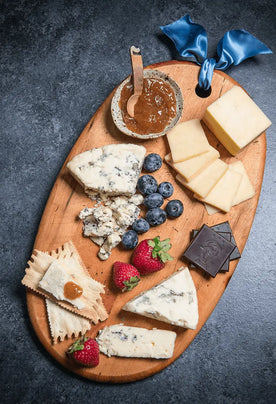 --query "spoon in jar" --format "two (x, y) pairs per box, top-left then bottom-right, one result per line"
(126, 46), (144, 117)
